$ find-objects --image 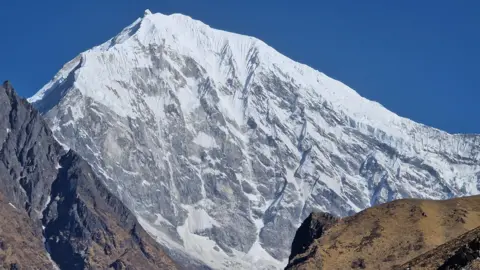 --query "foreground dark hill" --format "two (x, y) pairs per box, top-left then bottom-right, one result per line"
(286, 196), (480, 270)
(0, 81), (177, 269)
